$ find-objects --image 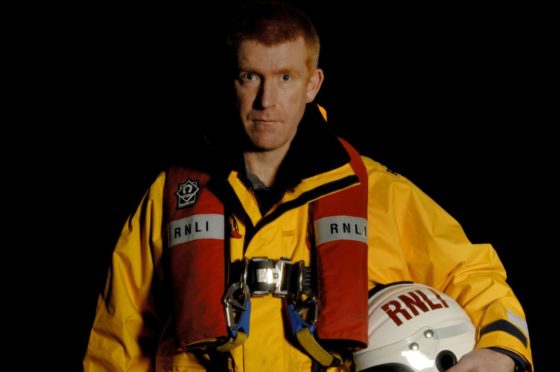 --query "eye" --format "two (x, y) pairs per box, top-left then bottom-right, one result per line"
(281, 74), (292, 81)
(241, 72), (257, 81)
